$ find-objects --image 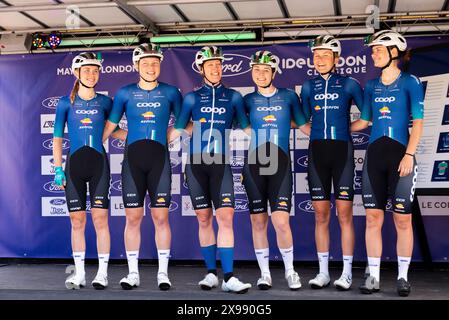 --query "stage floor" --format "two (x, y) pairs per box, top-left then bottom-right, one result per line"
(0, 262), (448, 300)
